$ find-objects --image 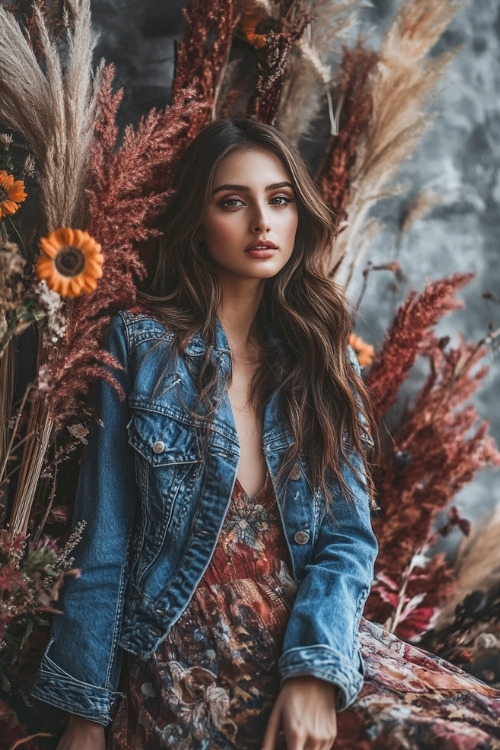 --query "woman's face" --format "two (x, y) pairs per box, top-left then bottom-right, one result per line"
(201, 147), (299, 285)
